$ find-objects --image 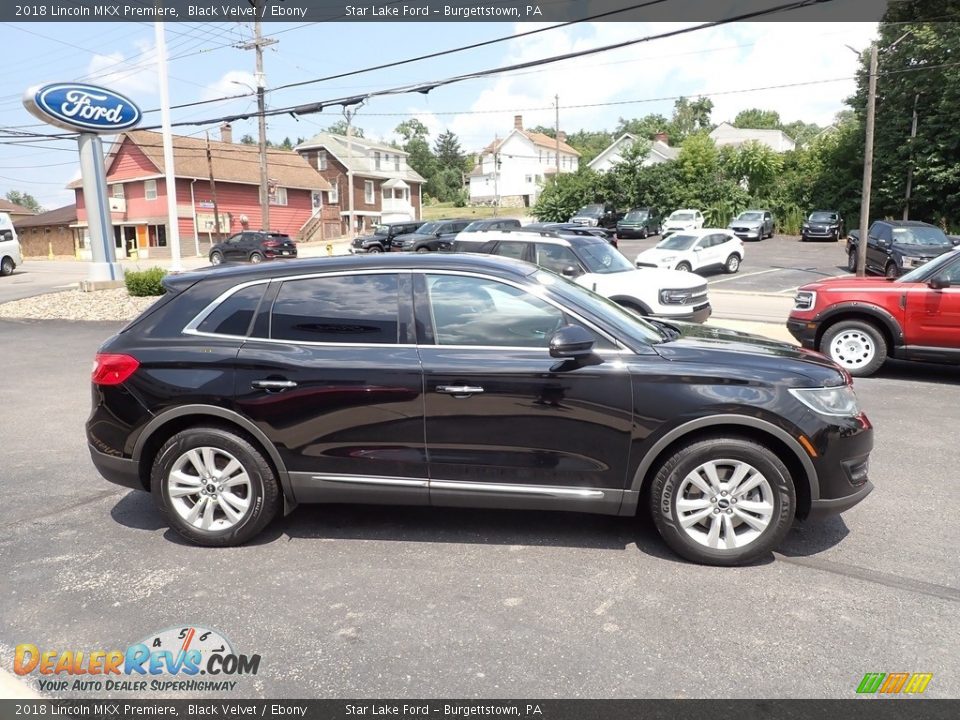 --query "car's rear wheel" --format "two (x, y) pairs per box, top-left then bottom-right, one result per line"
(0, 256), (14, 276)
(209, 251), (223, 266)
(725, 254), (741, 273)
(847, 249), (858, 272)
(367, 245), (383, 254)
(249, 252), (263, 264)
(676, 261), (692, 273)
(821, 320), (887, 377)
(885, 261), (899, 279)
(151, 426), (281, 547)
(650, 437), (795, 566)
(416, 246), (430, 253)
